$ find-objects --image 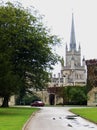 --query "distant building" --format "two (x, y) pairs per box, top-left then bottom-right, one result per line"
(61, 13), (86, 86)
(45, 13), (87, 105)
